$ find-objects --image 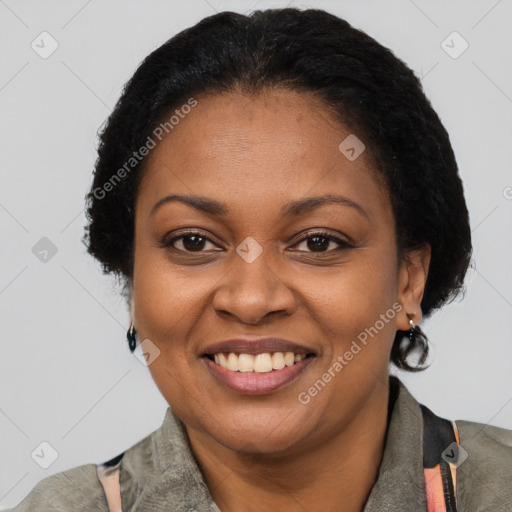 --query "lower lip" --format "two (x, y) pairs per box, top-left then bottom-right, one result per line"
(202, 356), (315, 395)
